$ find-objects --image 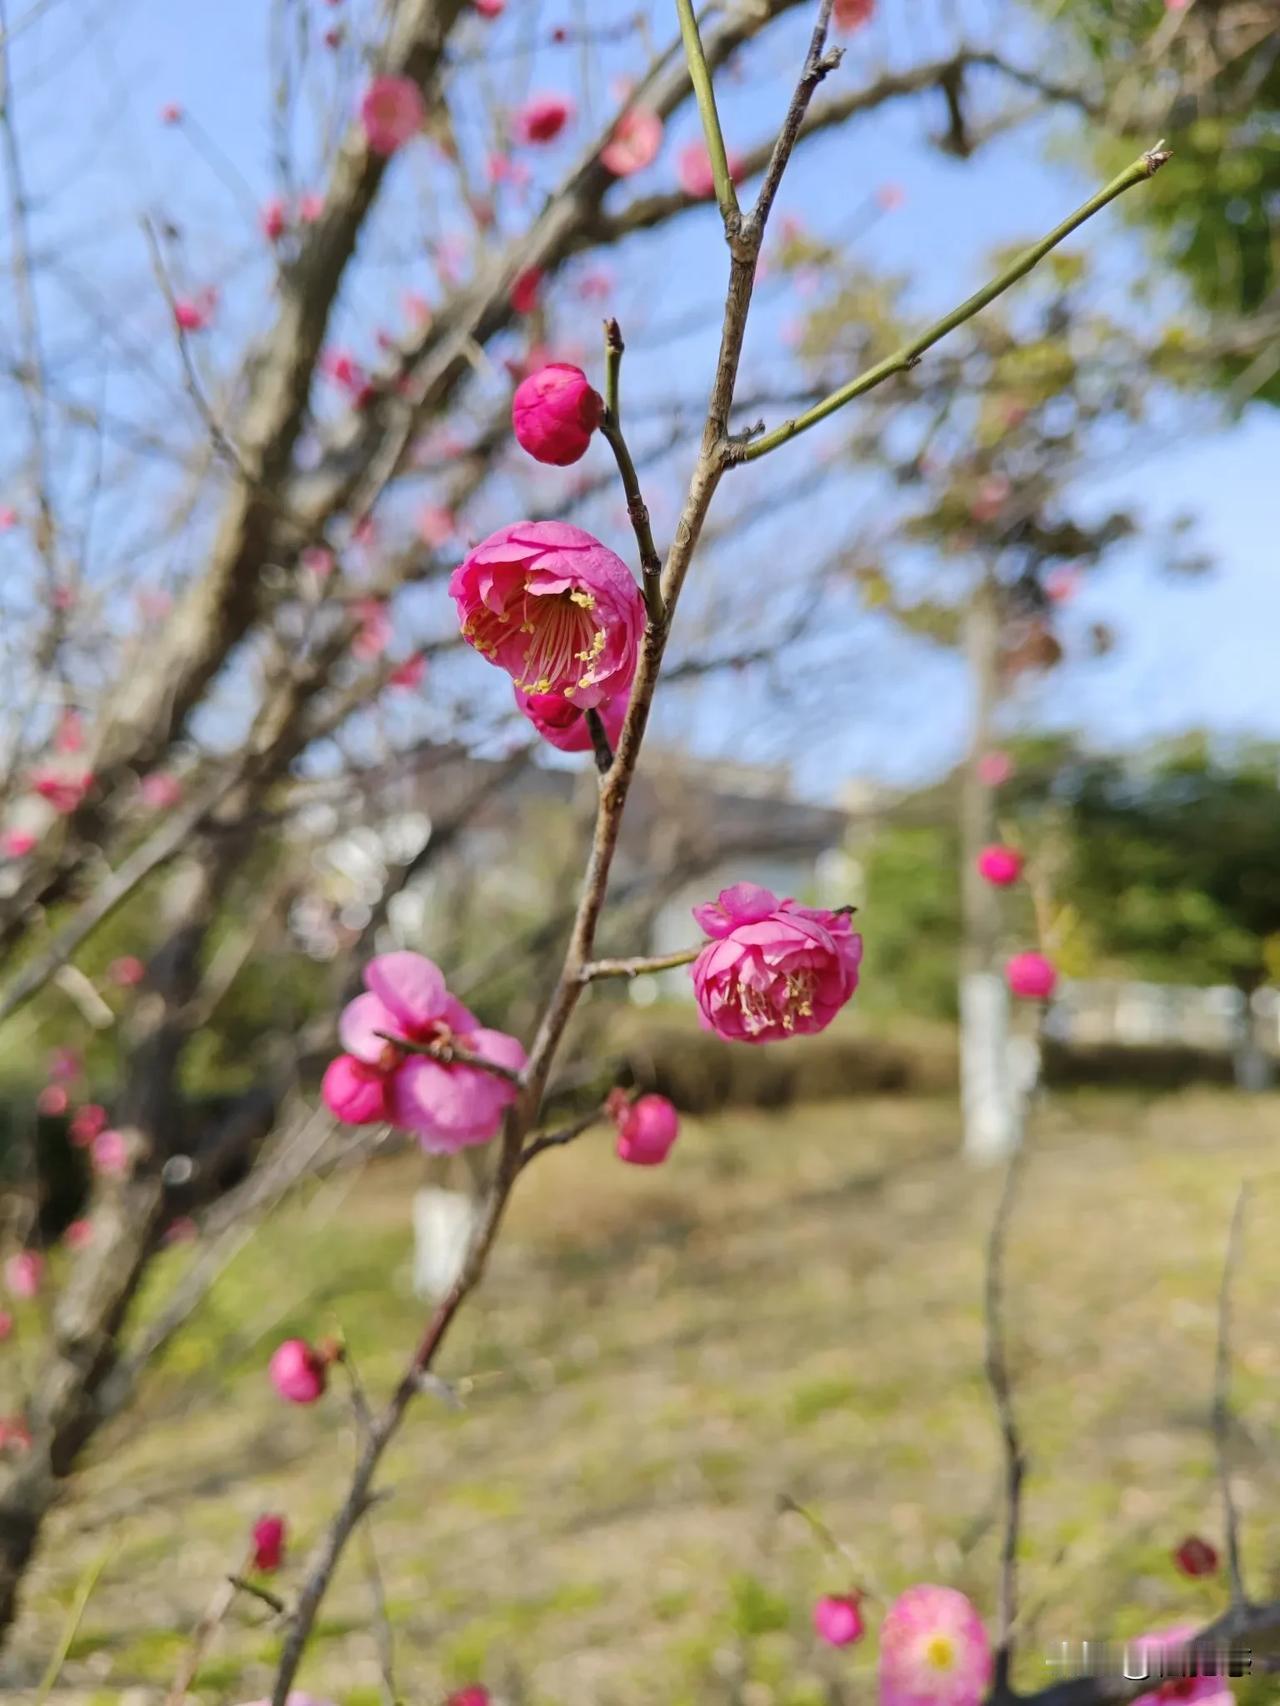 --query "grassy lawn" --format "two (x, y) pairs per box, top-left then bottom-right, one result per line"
(7, 1089), (1280, 1705)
